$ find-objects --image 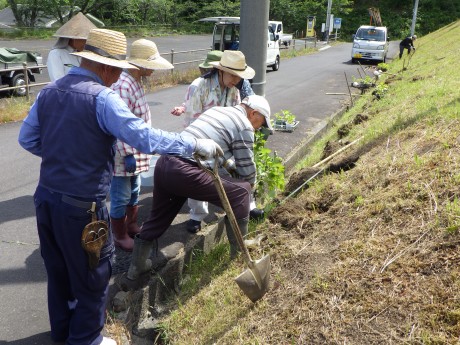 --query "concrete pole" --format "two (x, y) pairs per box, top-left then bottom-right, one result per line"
(325, 0), (332, 43)
(239, 0), (269, 96)
(410, 0), (419, 36)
